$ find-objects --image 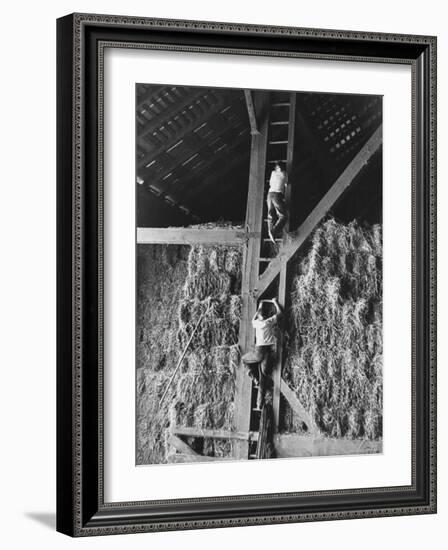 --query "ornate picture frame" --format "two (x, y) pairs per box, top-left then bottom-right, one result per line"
(57, 13), (436, 536)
